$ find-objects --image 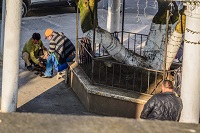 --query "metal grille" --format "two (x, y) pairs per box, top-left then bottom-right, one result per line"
(78, 32), (176, 95)
(93, 32), (148, 57)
